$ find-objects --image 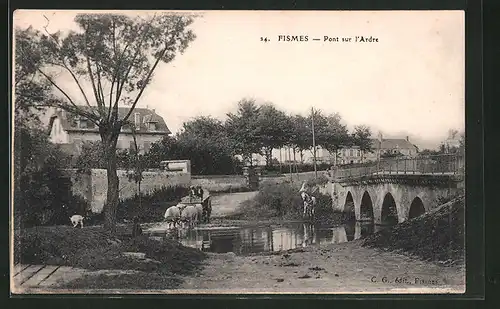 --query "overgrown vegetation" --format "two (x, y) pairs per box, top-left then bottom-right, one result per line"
(235, 181), (339, 224)
(13, 110), (92, 229)
(14, 226), (206, 289)
(362, 195), (465, 265)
